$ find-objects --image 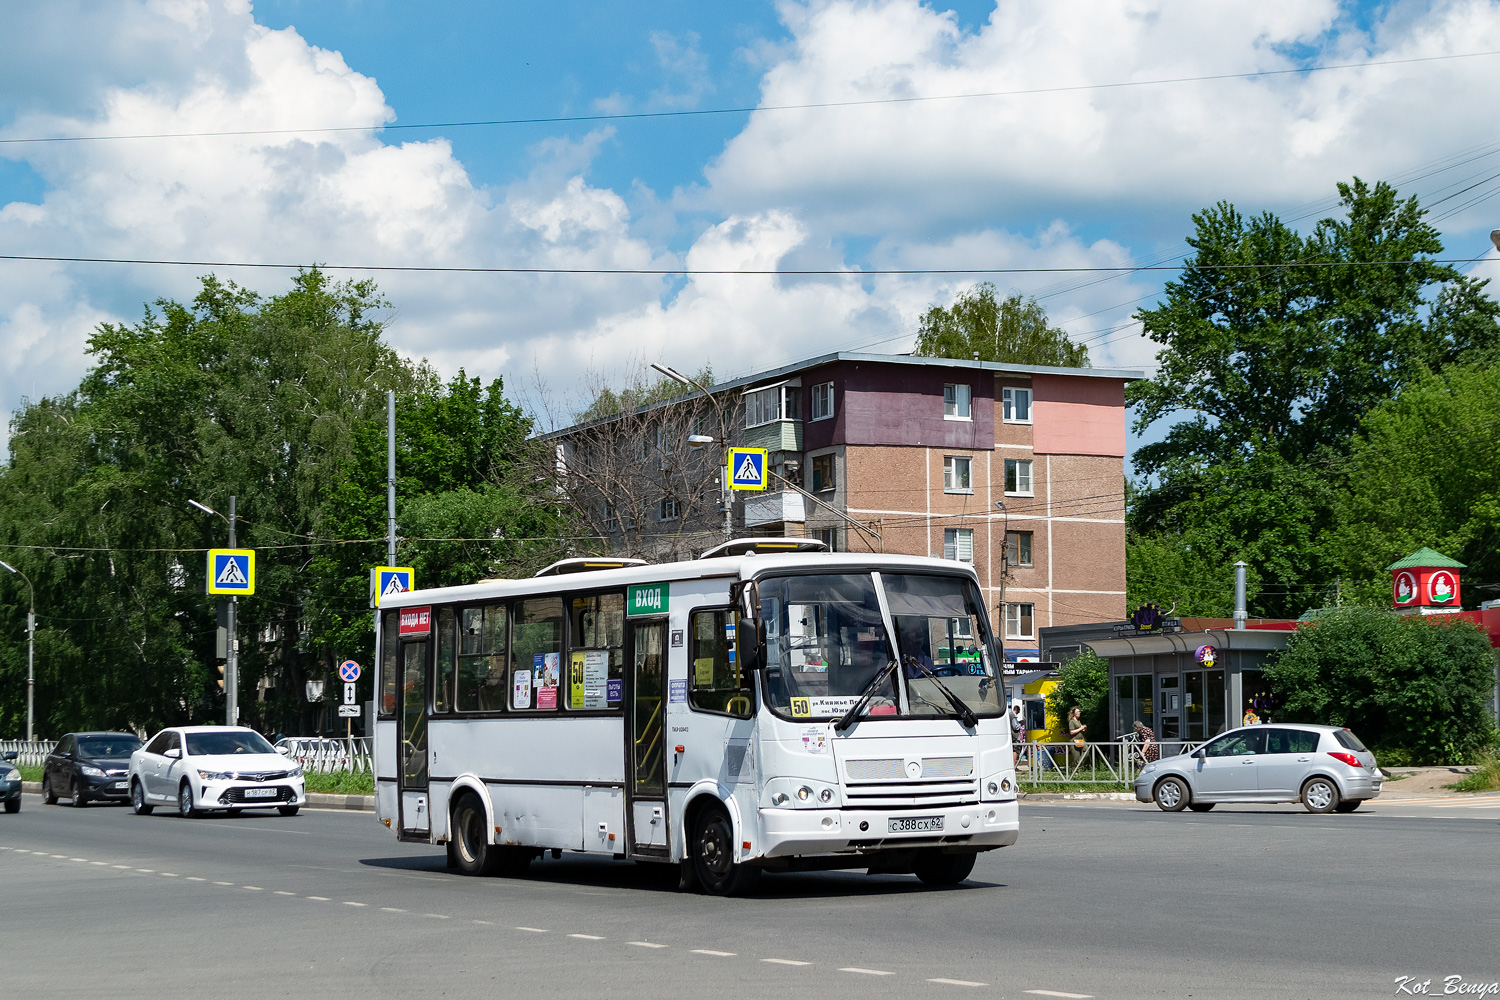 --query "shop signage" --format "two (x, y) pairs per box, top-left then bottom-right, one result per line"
(1393, 571), (1418, 606)
(1195, 644), (1217, 668)
(1131, 603), (1161, 632)
(1429, 570), (1457, 604)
